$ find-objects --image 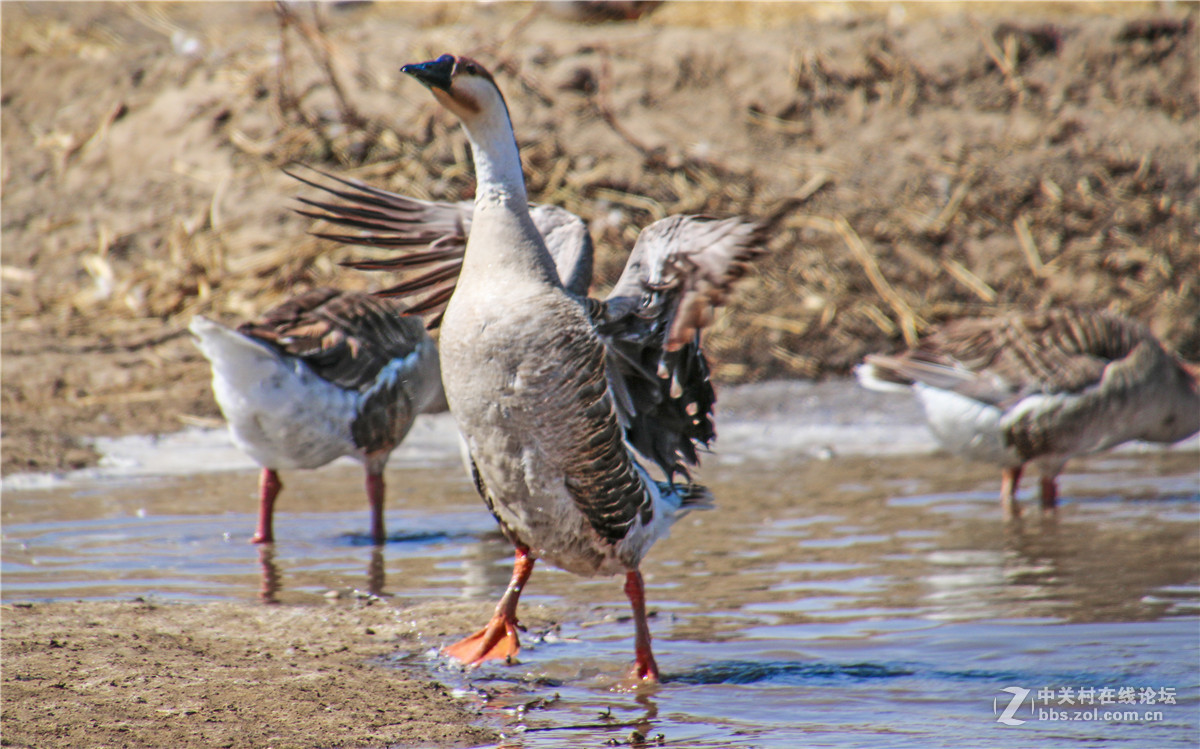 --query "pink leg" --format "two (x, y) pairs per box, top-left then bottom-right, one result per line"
(444, 545), (535, 666)
(1000, 465), (1023, 521)
(1040, 475), (1059, 512)
(625, 569), (660, 682)
(366, 472), (386, 545)
(251, 468), (282, 544)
